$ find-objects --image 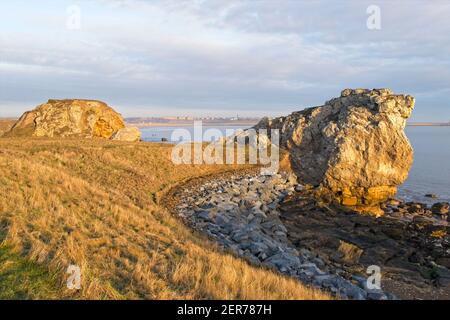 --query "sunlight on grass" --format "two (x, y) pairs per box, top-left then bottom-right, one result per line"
(0, 138), (331, 300)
